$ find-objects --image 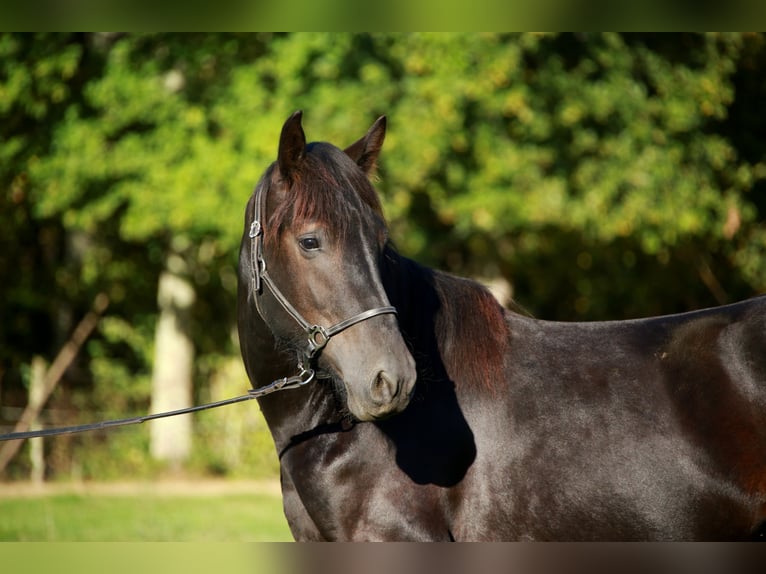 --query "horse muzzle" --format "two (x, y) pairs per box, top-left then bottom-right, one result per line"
(344, 355), (417, 422)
